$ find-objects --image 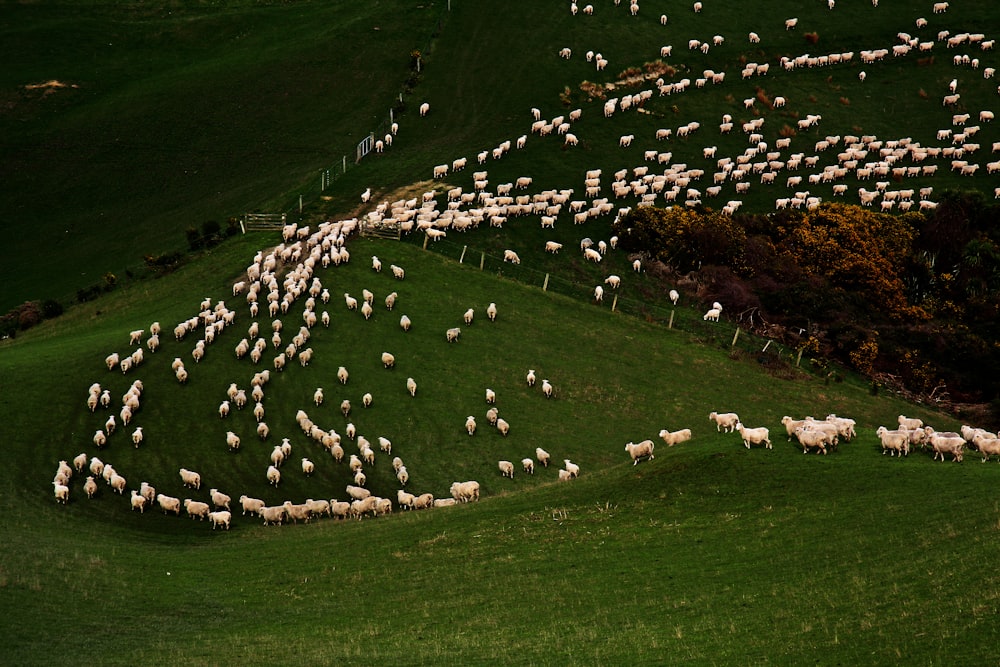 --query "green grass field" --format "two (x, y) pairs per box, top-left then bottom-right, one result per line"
(4, 1), (1000, 663)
